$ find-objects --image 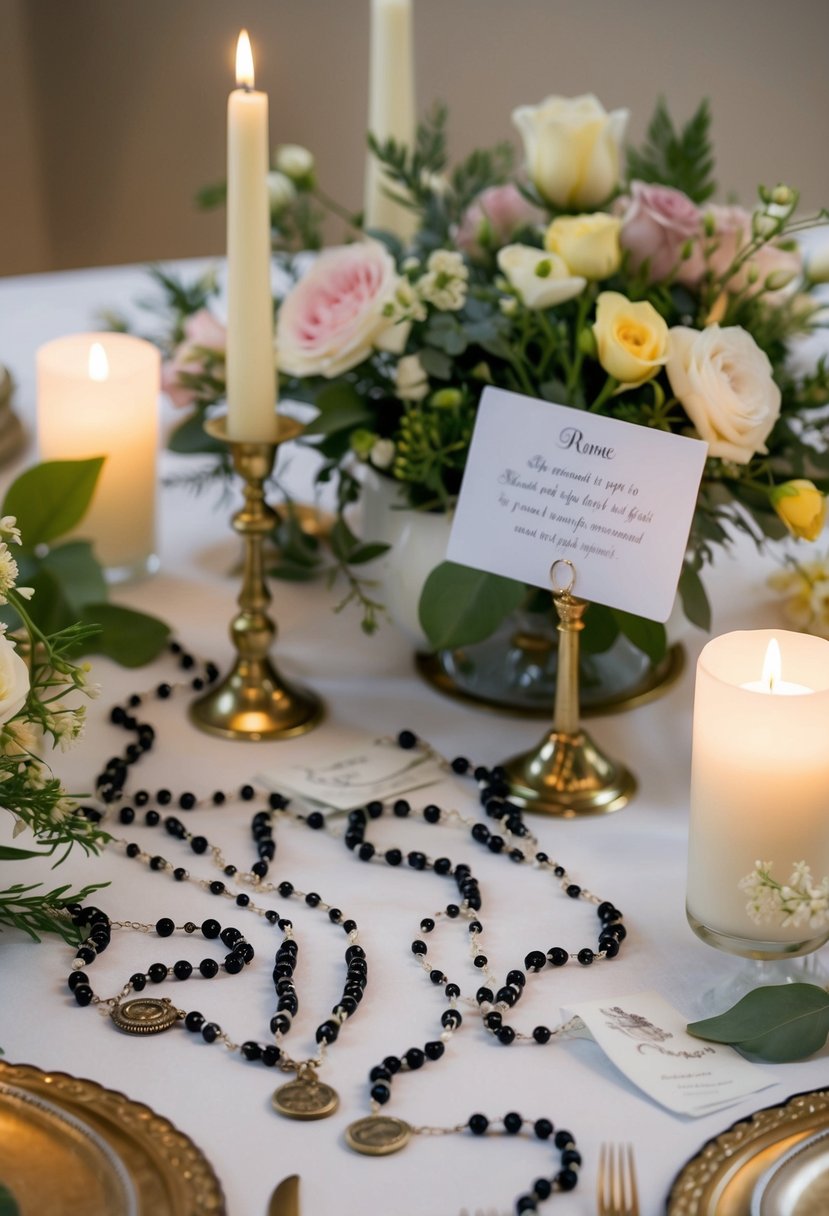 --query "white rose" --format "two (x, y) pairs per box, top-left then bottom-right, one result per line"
(395, 354), (429, 401)
(496, 245), (586, 310)
(267, 171), (297, 215)
(0, 634), (29, 726)
(666, 325), (782, 464)
(274, 144), (315, 185)
(512, 94), (629, 209)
